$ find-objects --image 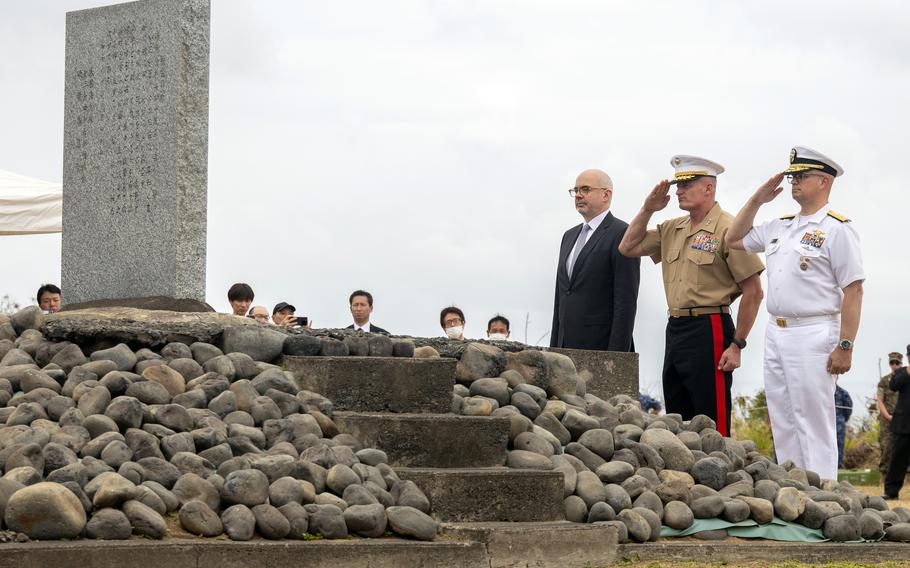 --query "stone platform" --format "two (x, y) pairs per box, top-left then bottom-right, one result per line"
(549, 347), (638, 400)
(334, 412), (509, 467)
(397, 468), (565, 522)
(280, 355), (455, 413)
